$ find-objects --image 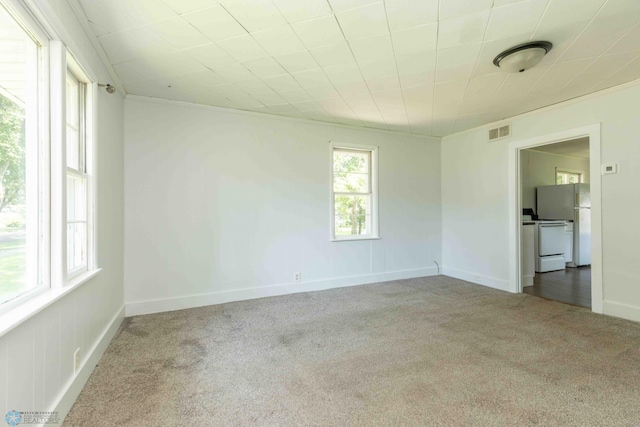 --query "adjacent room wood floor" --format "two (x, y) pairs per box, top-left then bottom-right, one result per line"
(524, 266), (591, 308)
